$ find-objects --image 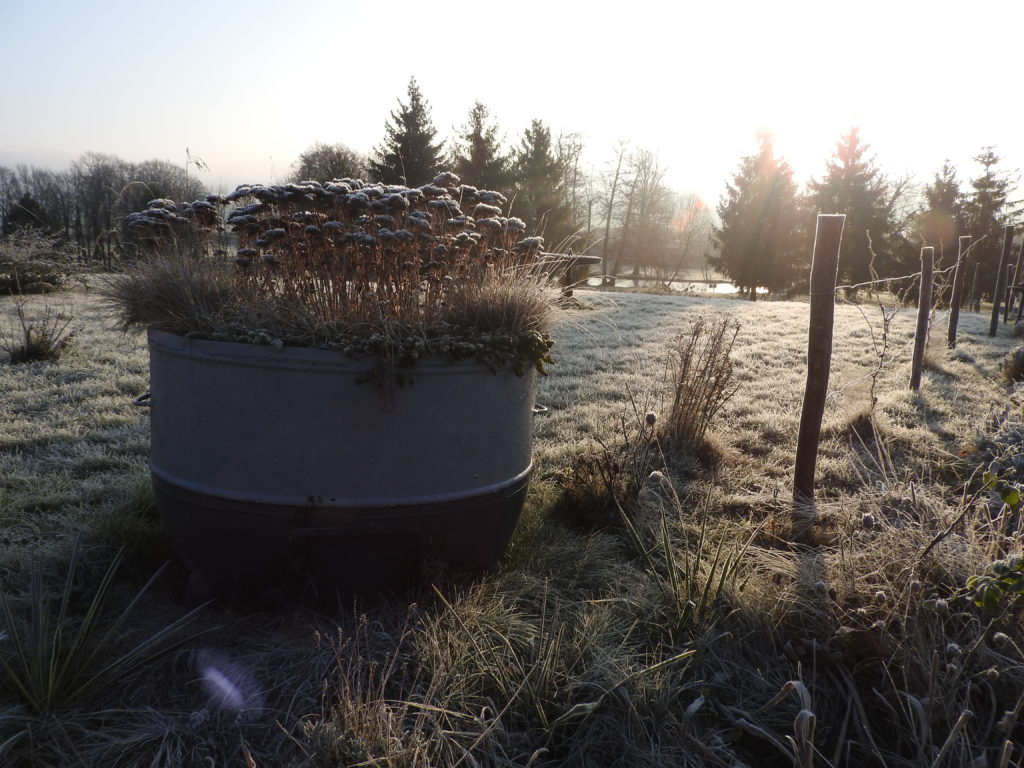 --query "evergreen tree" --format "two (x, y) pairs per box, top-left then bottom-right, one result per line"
(711, 132), (803, 299)
(961, 147), (1015, 299)
(807, 127), (900, 285)
(290, 142), (366, 182)
(918, 160), (965, 266)
(450, 101), (509, 193)
(2, 192), (51, 234)
(512, 119), (569, 243)
(370, 77), (444, 186)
